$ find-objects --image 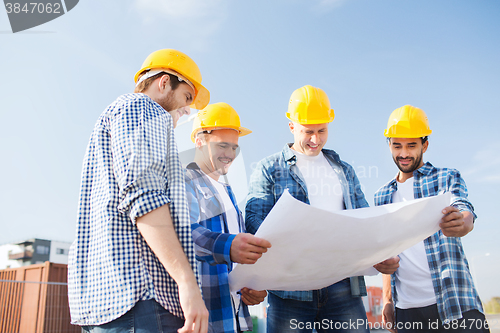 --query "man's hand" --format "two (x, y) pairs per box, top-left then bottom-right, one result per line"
(240, 288), (267, 305)
(230, 233), (272, 264)
(382, 301), (397, 333)
(440, 207), (474, 237)
(177, 282), (209, 333)
(374, 256), (400, 274)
